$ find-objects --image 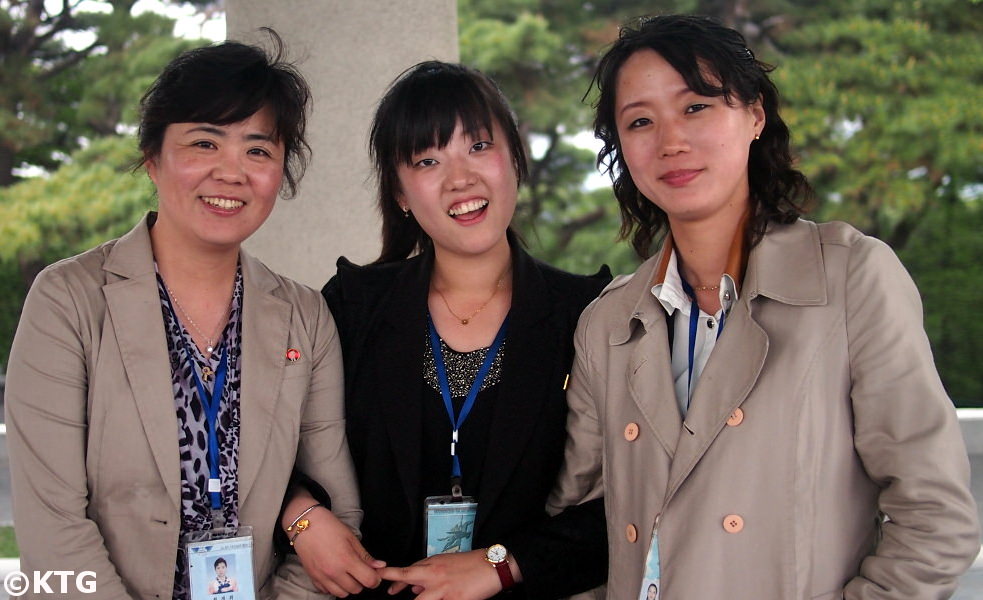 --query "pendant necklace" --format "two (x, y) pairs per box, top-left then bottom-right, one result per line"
(166, 288), (230, 380)
(434, 269), (510, 326)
